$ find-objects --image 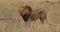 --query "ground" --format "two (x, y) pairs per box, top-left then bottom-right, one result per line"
(0, 0), (60, 32)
